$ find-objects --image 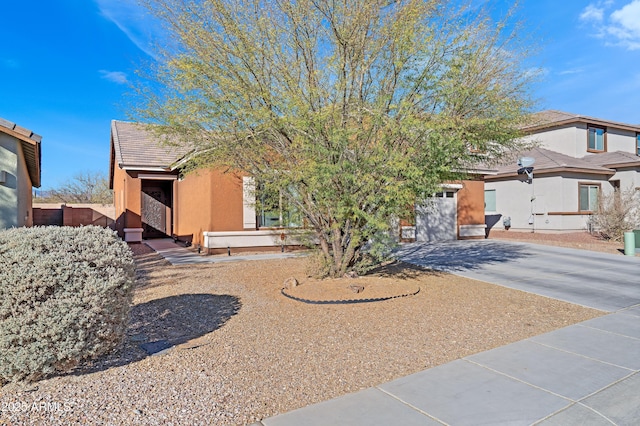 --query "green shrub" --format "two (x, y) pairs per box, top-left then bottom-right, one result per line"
(0, 226), (135, 384)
